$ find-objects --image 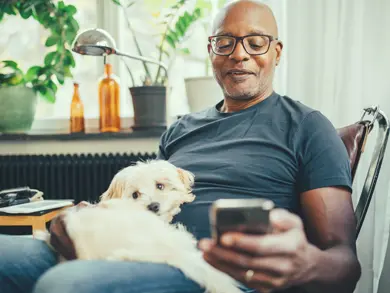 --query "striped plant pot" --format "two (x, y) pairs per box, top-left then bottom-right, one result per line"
(0, 85), (37, 133)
